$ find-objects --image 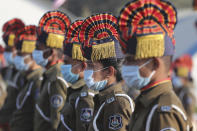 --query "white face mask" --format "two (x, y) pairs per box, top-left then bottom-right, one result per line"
(121, 60), (155, 90)
(84, 68), (108, 91)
